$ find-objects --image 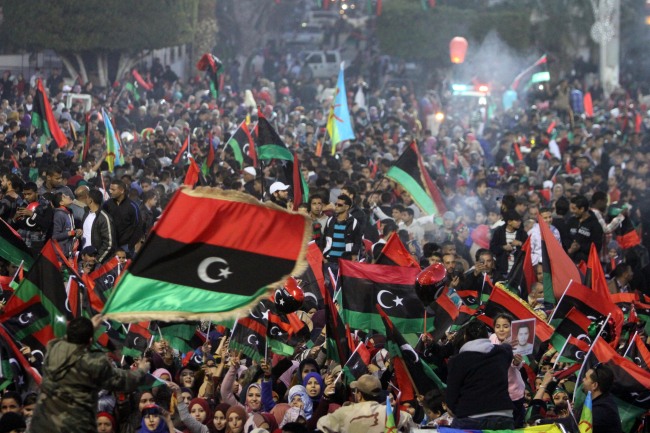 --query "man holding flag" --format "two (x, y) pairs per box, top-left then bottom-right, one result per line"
(317, 374), (413, 433)
(535, 365), (622, 432)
